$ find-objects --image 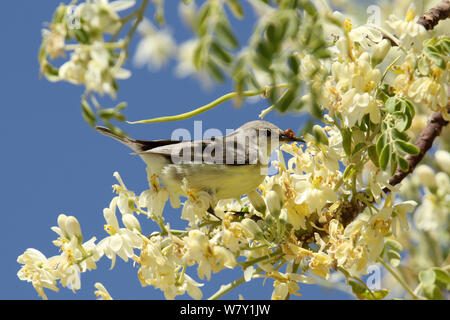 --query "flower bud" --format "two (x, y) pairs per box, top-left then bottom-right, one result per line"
(415, 165), (436, 189)
(371, 39), (391, 67)
(435, 172), (449, 195)
(241, 218), (263, 239)
(271, 183), (283, 197)
(122, 214), (142, 233)
(279, 209), (288, 225)
(312, 125), (329, 146)
(65, 216), (83, 242)
(247, 190), (266, 214)
(57, 214), (69, 238)
(435, 150), (450, 174)
(266, 190), (281, 217)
